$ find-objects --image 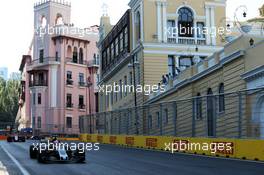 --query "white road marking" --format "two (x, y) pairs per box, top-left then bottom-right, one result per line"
(1, 144), (30, 175)
(0, 161), (9, 175)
